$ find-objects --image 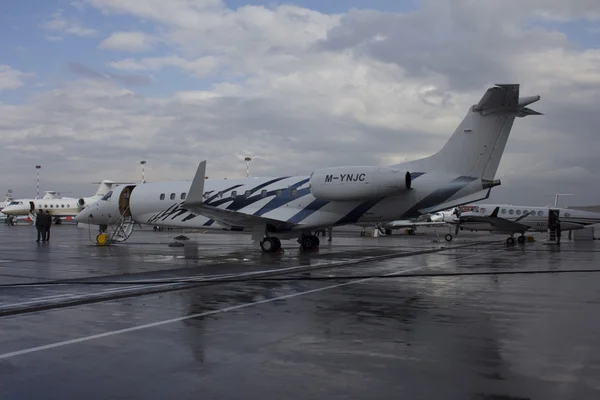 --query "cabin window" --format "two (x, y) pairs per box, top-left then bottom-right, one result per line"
(276, 189), (282, 197)
(244, 190), (251, 198)
(181, 193), (186, 200)
(218, 192), (223, 198)
(61, 204), (65, 208)
(522, 209), (528, 215)
(501, 209), (506, 214)
(231, 190), (237, 198)
(50, 204), (54, 208)
(537, 211), (543, 216)
(101, 191), (113, 201)
(516, 210), (521, 215)
(508, 209), (514, 215)
(291, 189), (298, 197)
(261, 189), (267, 198)
(160, 194), (165, 200)
(170, 193), (175, 200)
